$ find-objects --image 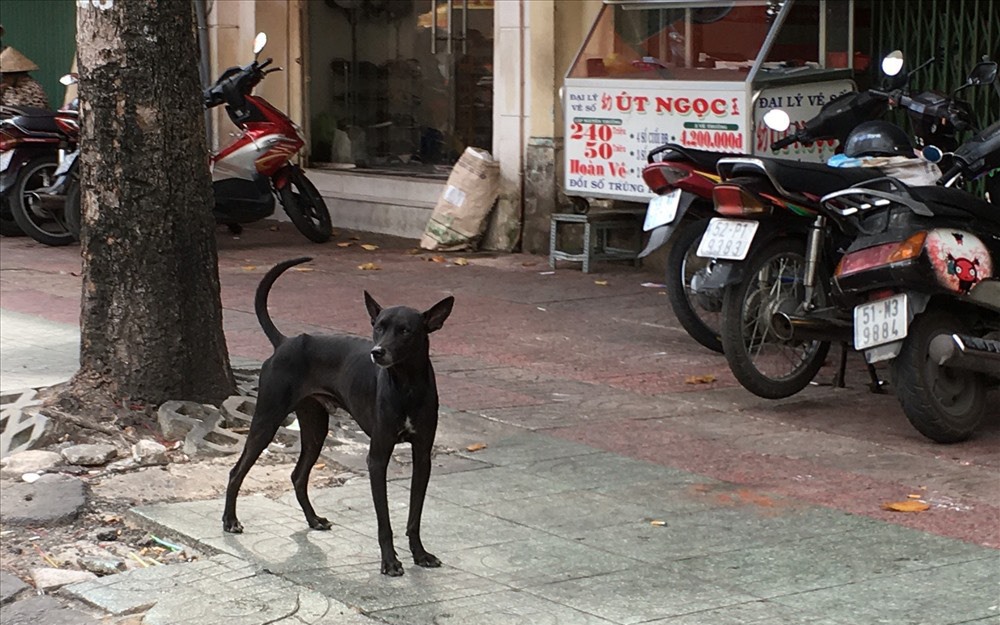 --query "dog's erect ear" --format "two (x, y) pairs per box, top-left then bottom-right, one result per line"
(423, 296), (454, 333)
(364, 291), (383, 325)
